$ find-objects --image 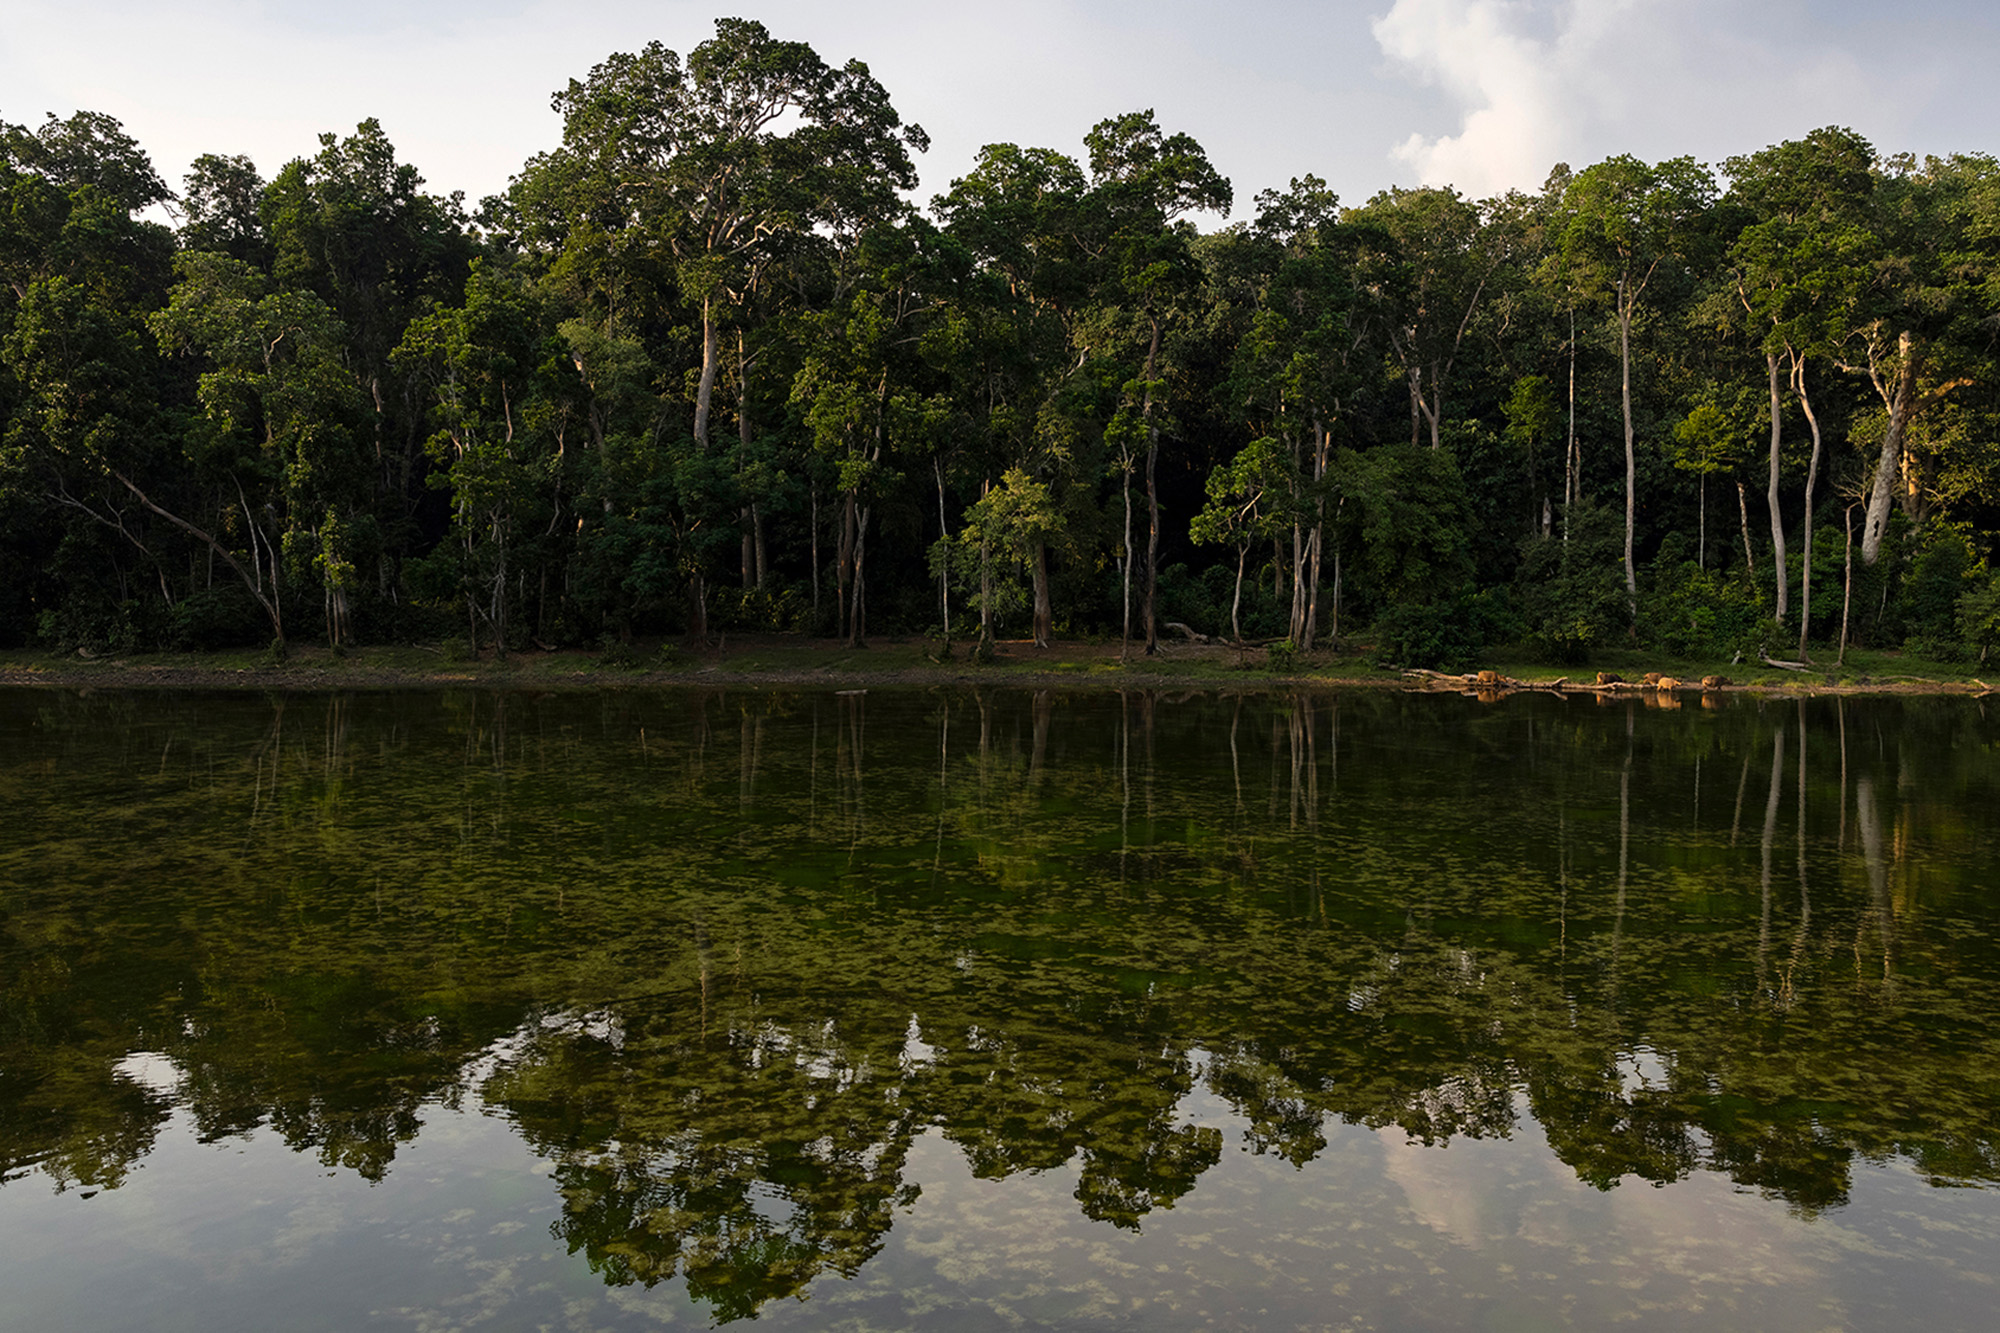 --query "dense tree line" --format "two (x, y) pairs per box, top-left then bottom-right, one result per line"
(7, 19), (2000, 666)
